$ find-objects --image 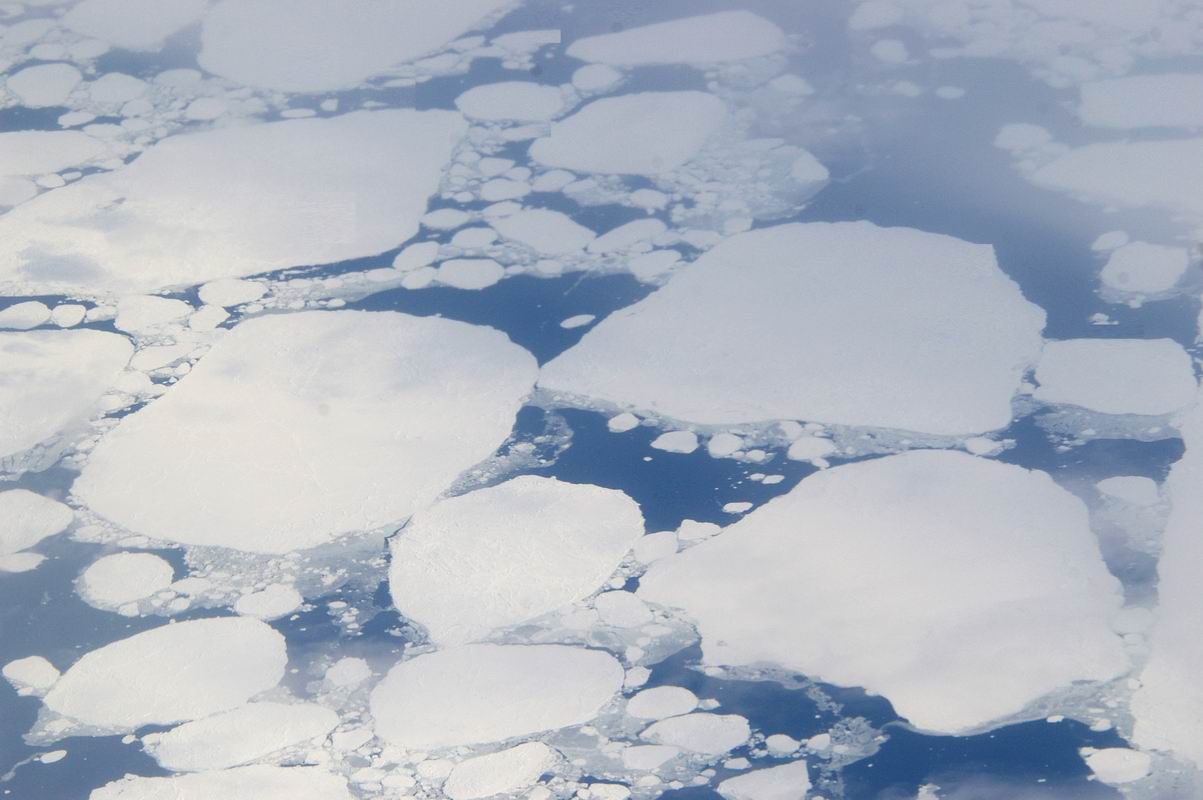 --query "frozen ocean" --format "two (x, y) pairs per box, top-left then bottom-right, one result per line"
(0, 1), (1201, 799)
